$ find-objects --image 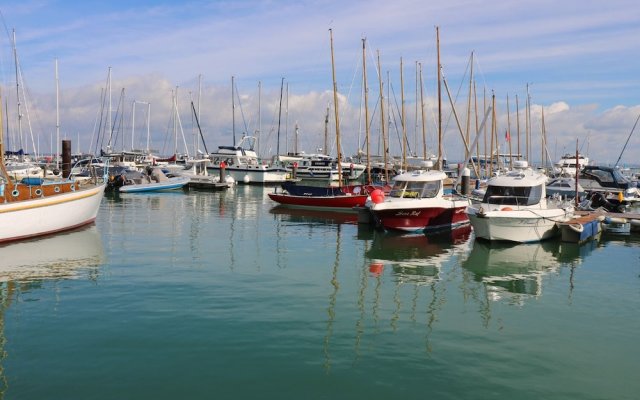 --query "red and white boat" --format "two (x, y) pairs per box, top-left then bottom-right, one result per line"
(366, 169), (470, 232)
(268, 182), (369, 211)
